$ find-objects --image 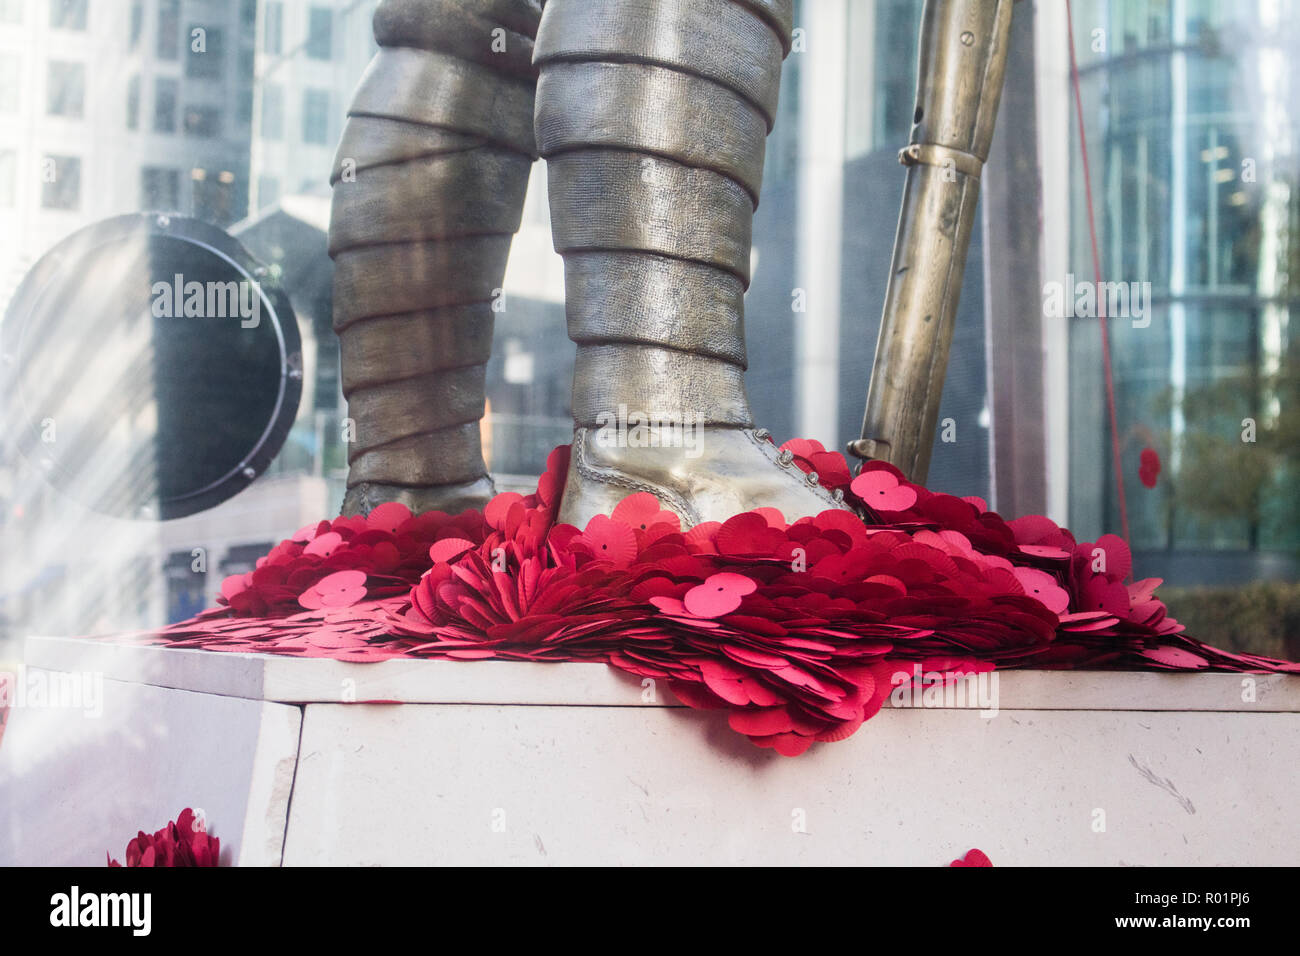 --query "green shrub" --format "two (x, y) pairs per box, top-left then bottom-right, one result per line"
(1160, 580), (1300, 662)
